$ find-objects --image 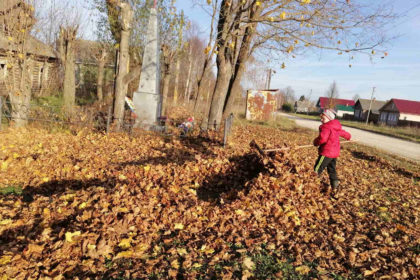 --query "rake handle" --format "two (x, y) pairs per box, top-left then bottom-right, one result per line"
(263, 140), (358, 153)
